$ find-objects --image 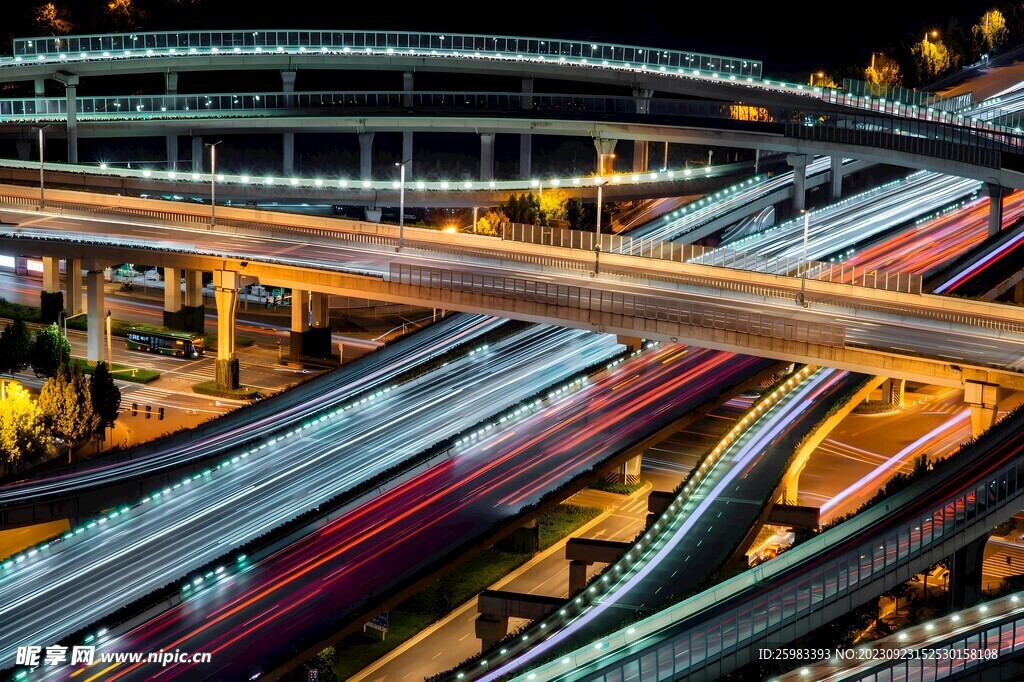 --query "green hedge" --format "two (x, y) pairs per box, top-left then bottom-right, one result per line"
(71, 358), (161, 384)
(191, 381), (261, 400)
